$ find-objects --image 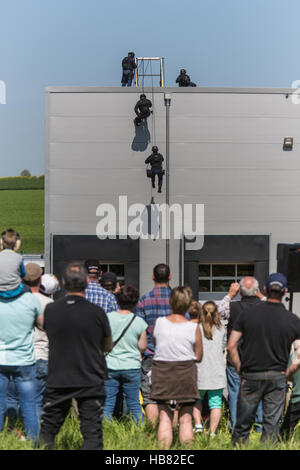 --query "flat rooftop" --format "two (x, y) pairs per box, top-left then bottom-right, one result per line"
(45, 86), (297, 95)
